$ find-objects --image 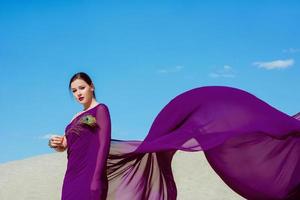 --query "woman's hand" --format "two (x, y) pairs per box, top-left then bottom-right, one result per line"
(49, 135), (67, 152)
